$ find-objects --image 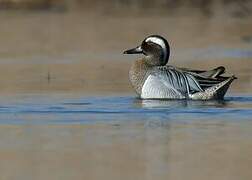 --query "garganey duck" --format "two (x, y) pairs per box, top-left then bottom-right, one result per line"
(123, 35), (236, 100)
